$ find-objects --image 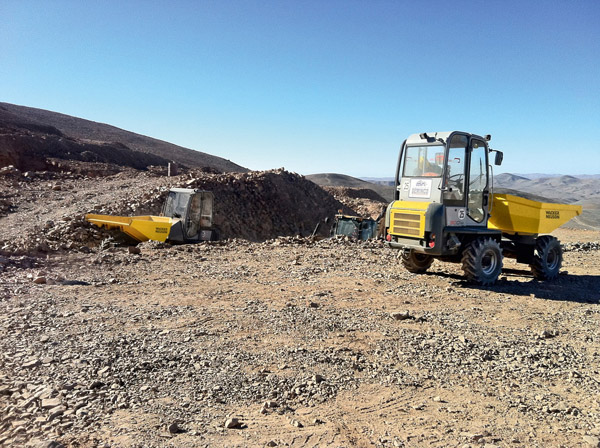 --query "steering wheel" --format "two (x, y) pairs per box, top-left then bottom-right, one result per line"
(446, 173), (464, 194)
